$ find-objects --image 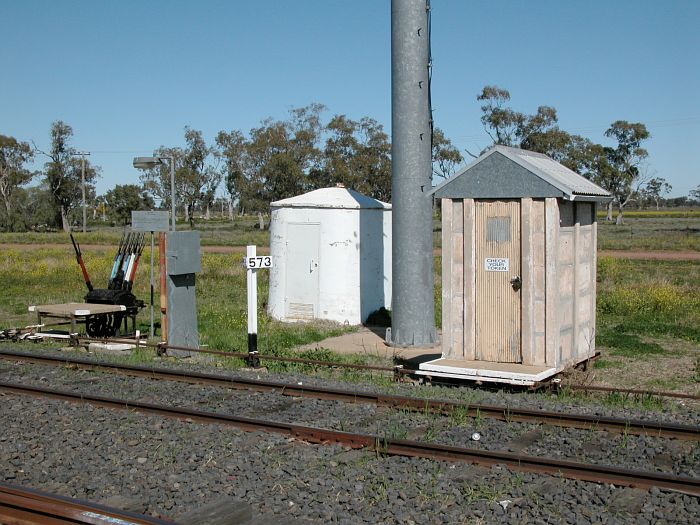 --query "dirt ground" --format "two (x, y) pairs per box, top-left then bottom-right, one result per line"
(561, 336), (700, 400)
